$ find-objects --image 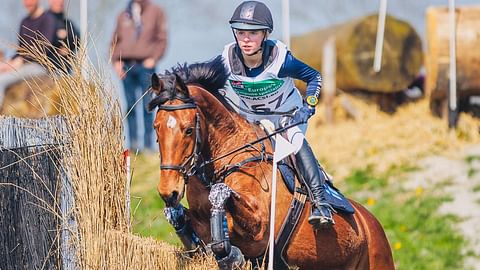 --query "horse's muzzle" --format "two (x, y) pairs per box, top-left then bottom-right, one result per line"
(161, 191), (179, 207)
